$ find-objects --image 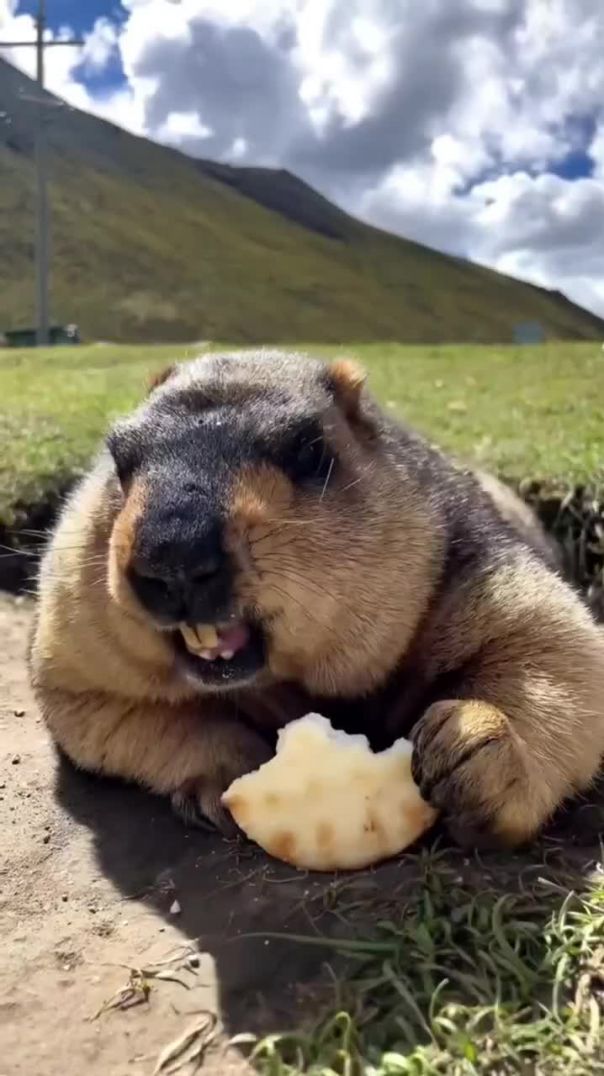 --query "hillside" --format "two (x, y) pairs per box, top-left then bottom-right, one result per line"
(1, 58), (603, 344)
